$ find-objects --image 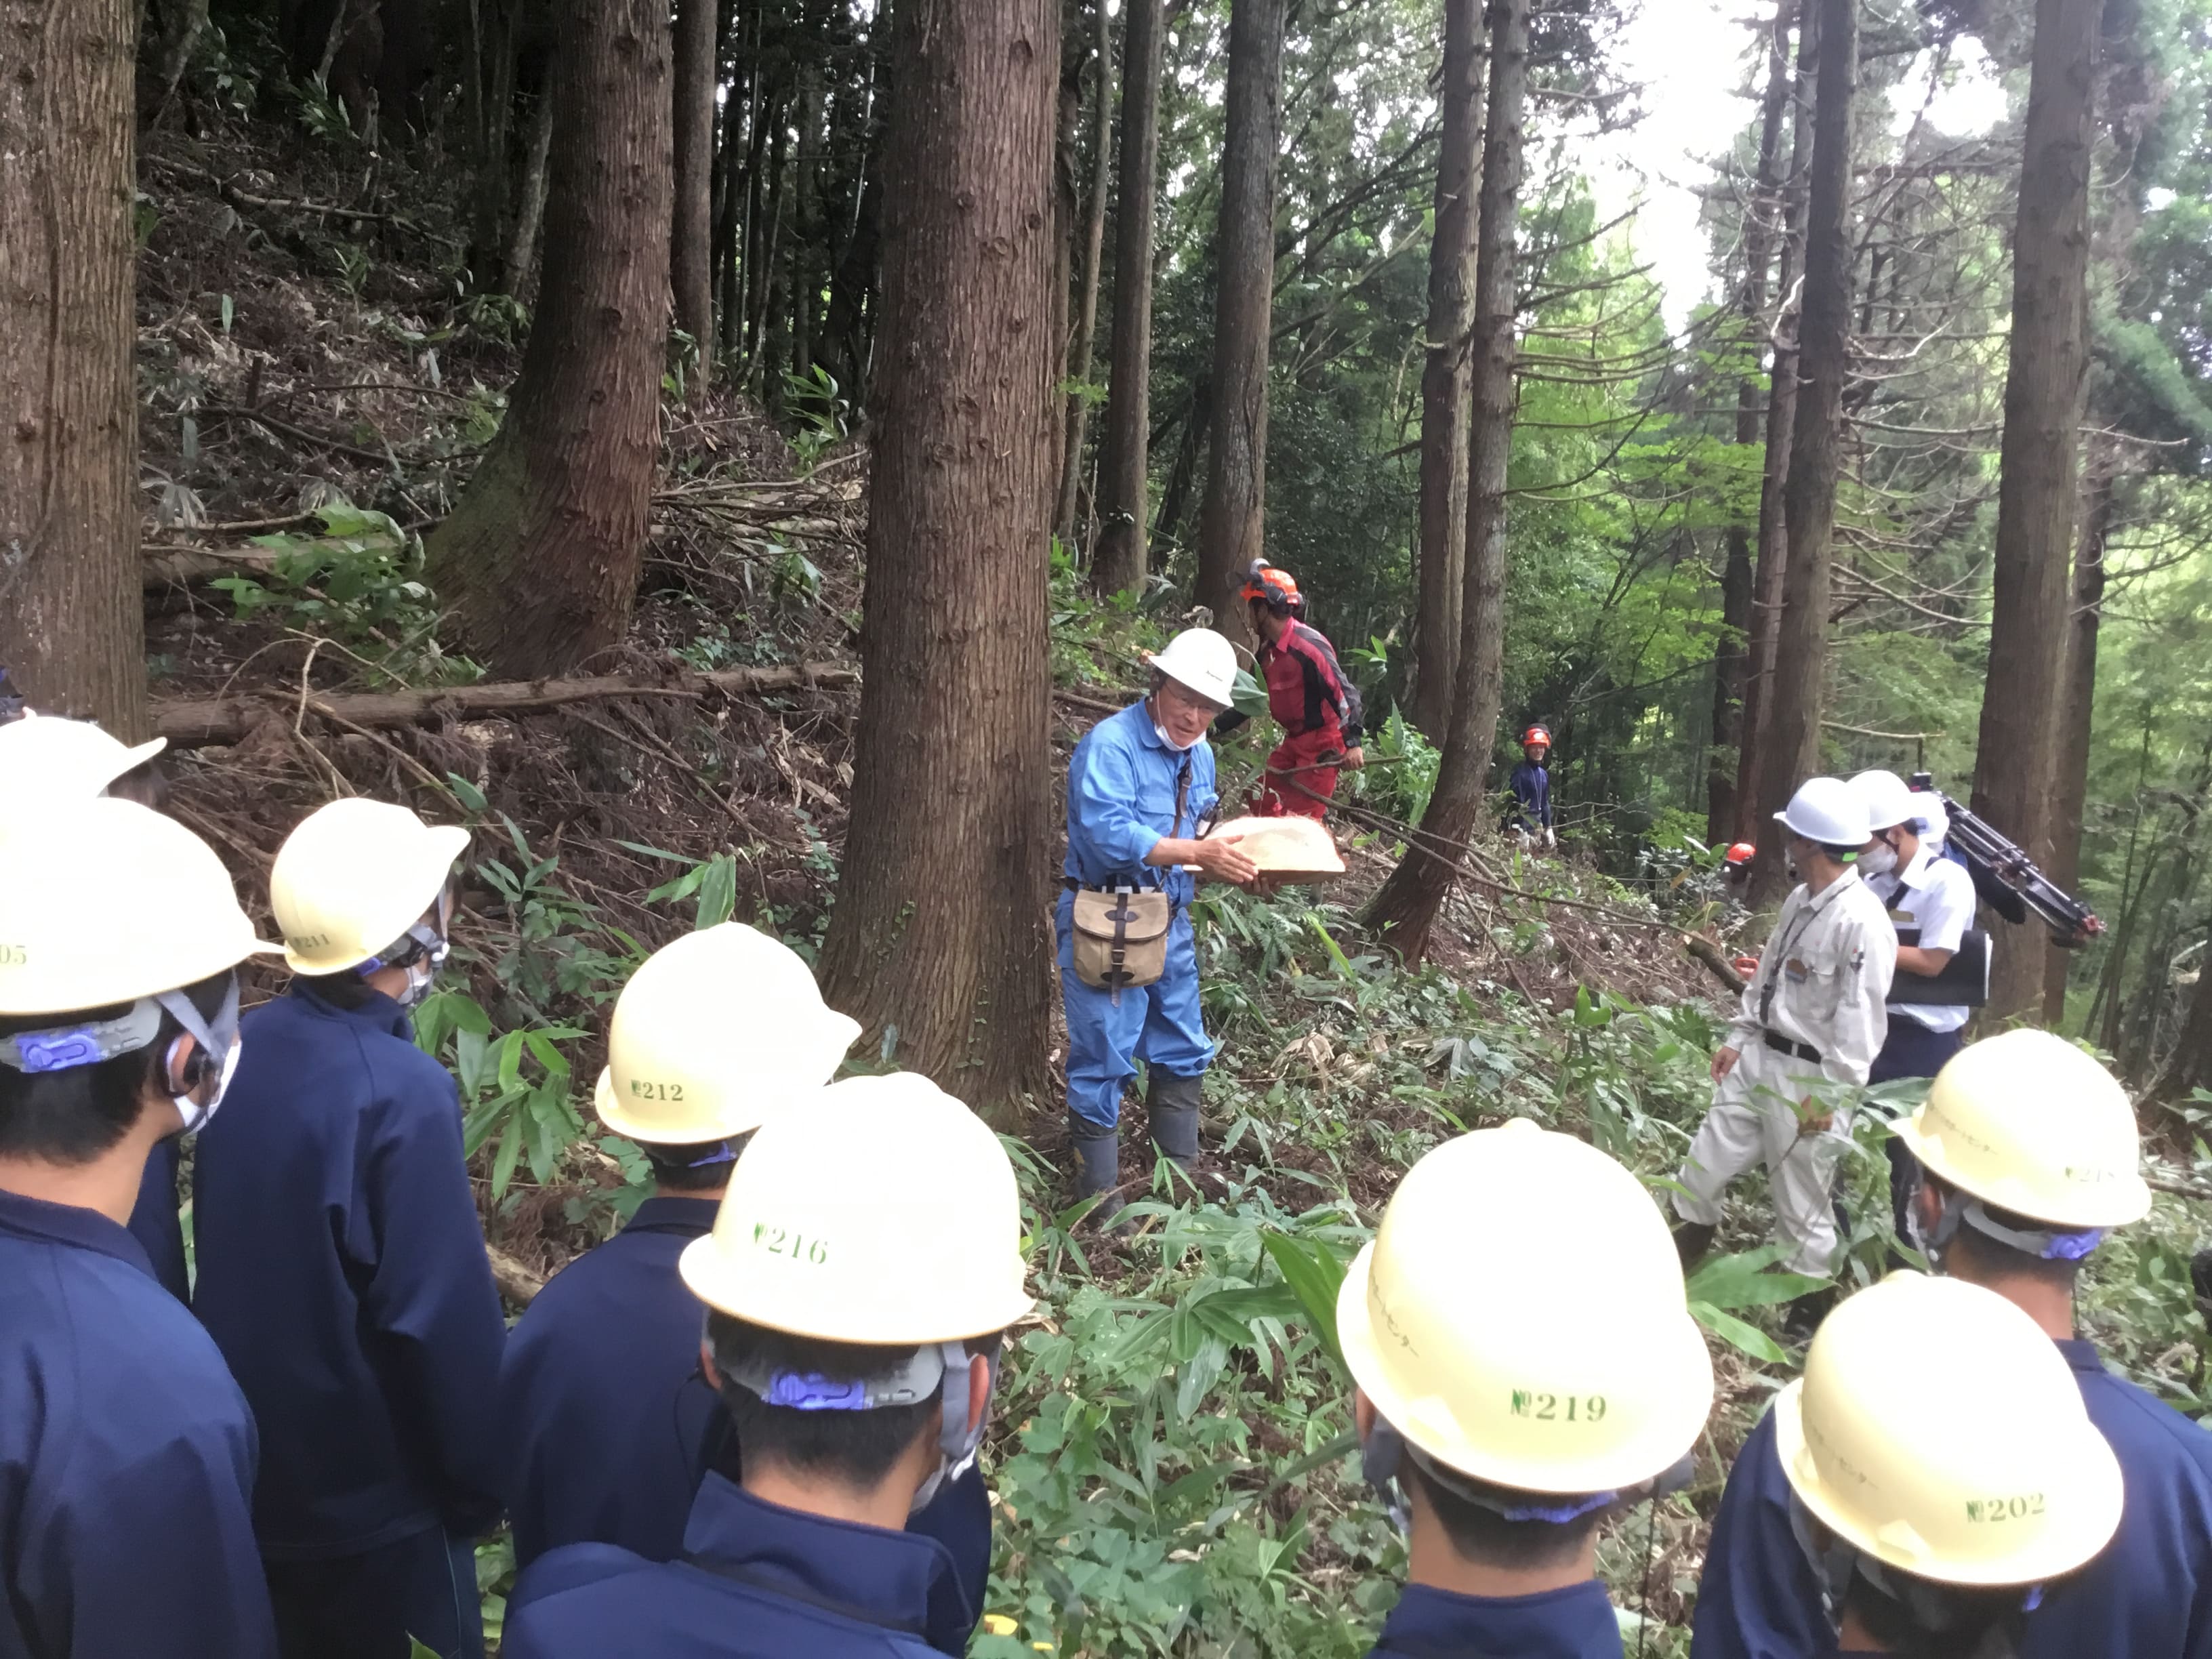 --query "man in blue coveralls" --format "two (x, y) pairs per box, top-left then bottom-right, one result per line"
(194, 798), (507, 1659)
(0, 799), (281, 1658)
(1341, 1120), (1713, 1658)
(1692, 1030), (2212, 1659)
(499, 1071), (1036, 1659)
(1505, 724), (1557, 851)
(1060, 627), (1258, 1221)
